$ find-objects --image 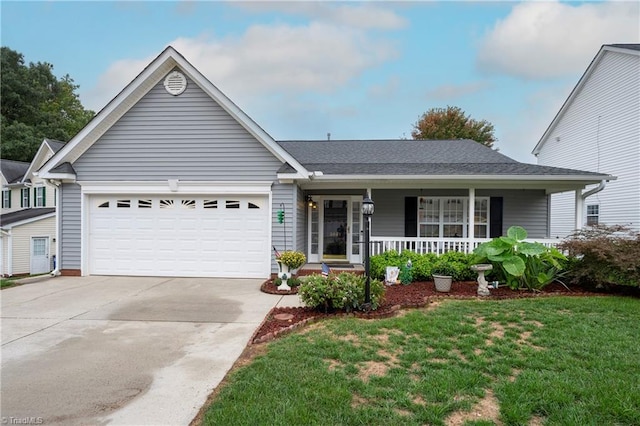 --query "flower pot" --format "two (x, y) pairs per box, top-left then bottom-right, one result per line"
(433, 275), (452, 292)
